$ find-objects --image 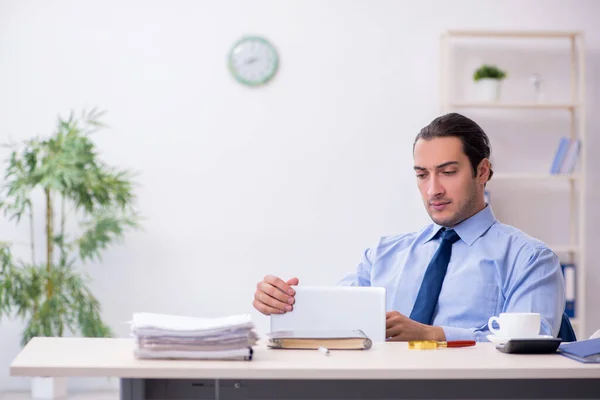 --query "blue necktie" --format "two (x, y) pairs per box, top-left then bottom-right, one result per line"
(410, 228), (460, 325)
